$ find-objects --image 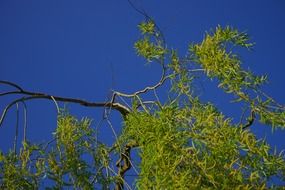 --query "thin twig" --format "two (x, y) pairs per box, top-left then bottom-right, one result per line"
(188, 68), (205, 73)
(106, 118), (120, 148)
(117, 95), (132, 111)
(21, 101), (28, 142)
(50, 96), (60, 114)
(13, 103), (19, 154)
(256, 88), (284, 109)
(114, 70), (169, 98)
(136, 100), (159, 110)
(239, 106), (249, 127)
(153, 89), (162, 108)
